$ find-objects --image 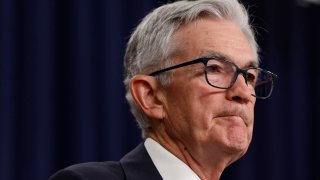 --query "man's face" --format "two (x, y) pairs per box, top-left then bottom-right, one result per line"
(162, 17), (256, 162)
